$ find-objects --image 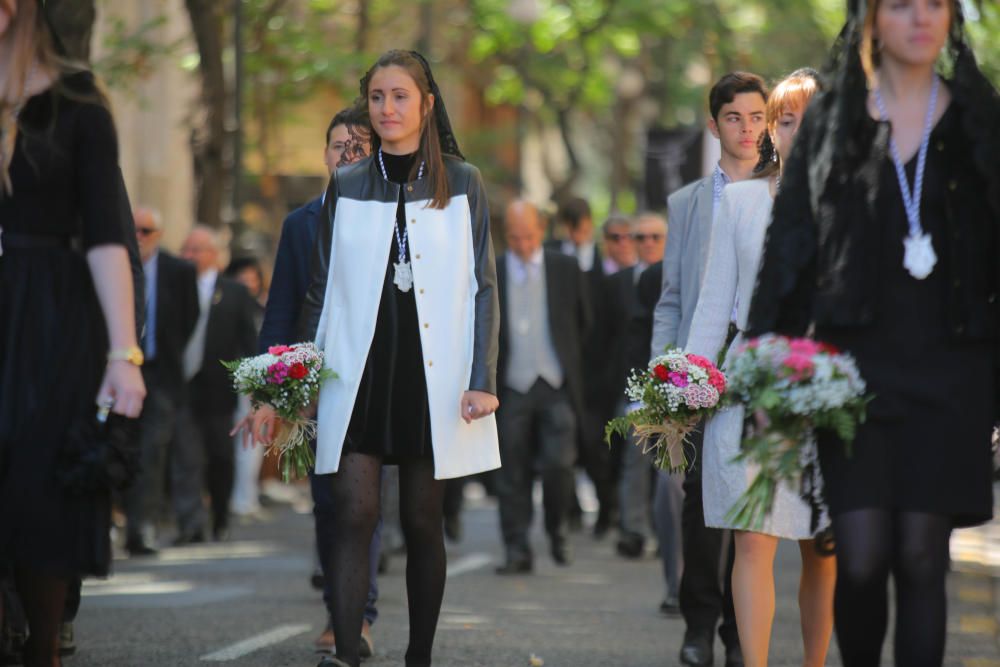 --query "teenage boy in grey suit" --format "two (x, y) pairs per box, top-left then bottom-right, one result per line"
(650, 72), (769, 667)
